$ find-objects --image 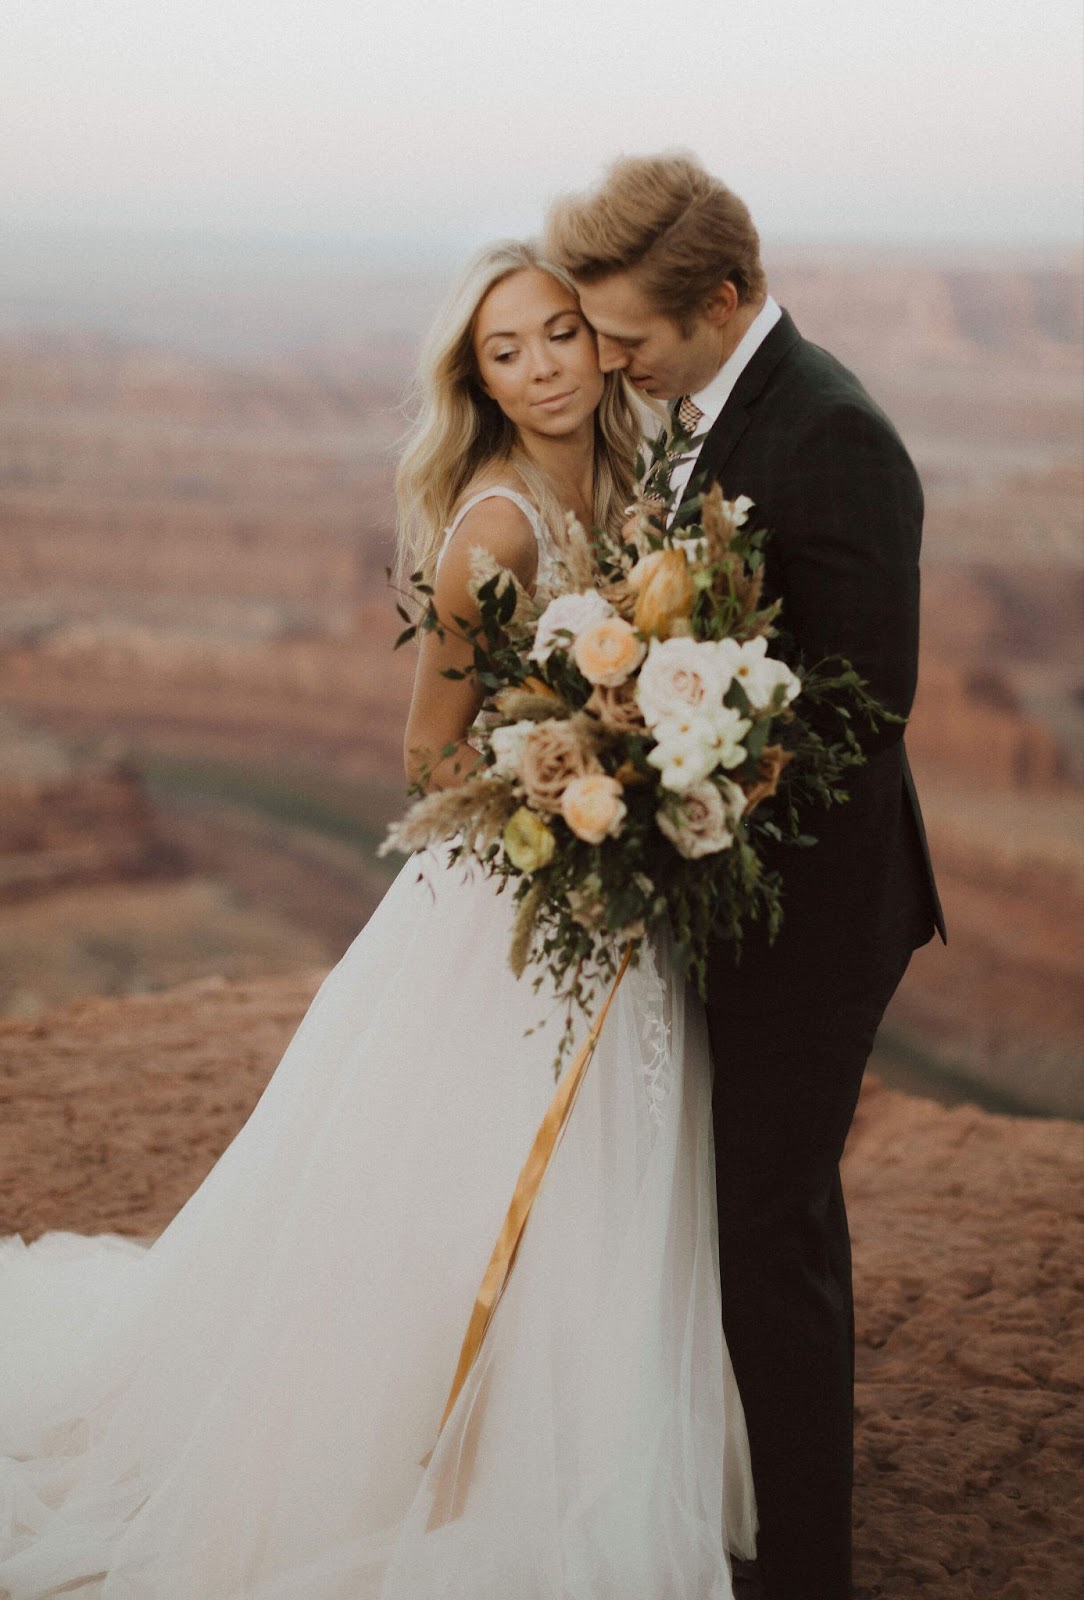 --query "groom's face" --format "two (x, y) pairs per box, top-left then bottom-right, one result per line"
(576, 272), (732, 402)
